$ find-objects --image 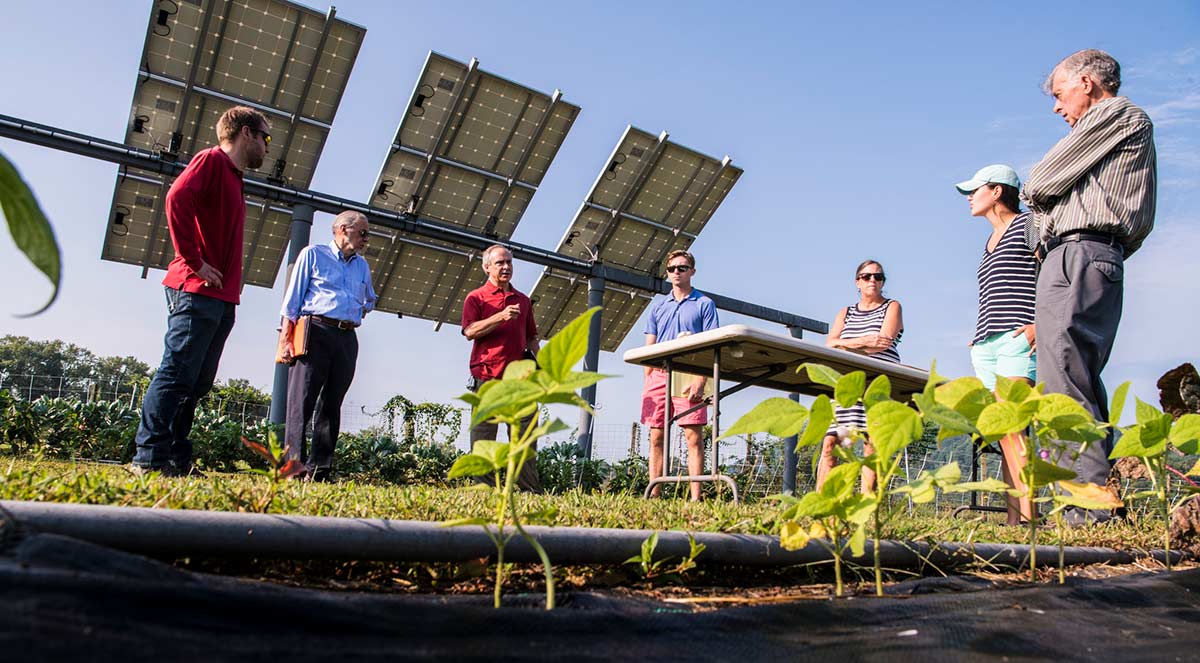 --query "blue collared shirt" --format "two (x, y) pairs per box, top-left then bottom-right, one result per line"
(280, 240), (377, 325)
(644, 289), (718, 343)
